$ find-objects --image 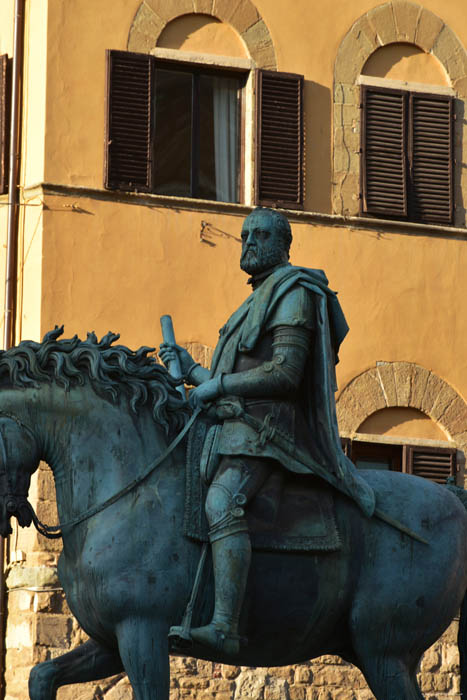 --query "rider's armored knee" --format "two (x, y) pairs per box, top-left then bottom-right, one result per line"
(205, 483), (248, 542)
